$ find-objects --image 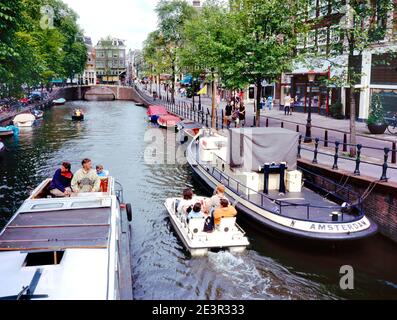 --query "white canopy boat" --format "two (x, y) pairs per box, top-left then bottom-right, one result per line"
(186, 128), (378, 242)
(0, 176), (133, 300)
(164, 197), (249, 256)
(53, 98), (66, 105)
(13, 113), (36, 127)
